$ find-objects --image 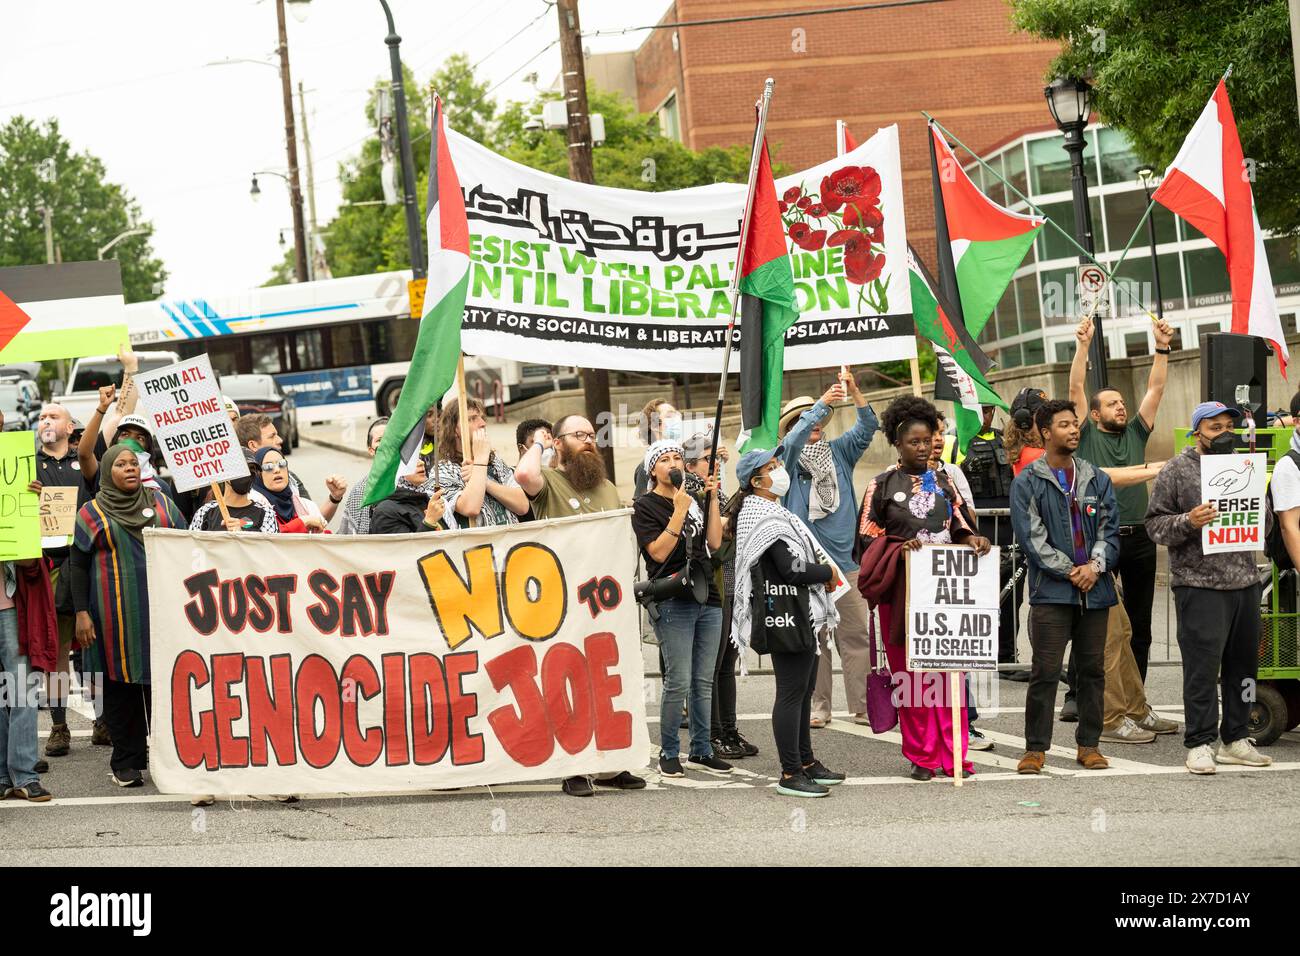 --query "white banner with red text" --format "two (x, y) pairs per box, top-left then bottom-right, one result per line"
(145, 512), (648, 795)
